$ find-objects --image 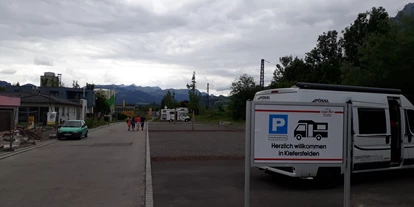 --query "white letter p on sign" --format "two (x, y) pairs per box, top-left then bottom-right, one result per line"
(272, 118), (285, 132)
